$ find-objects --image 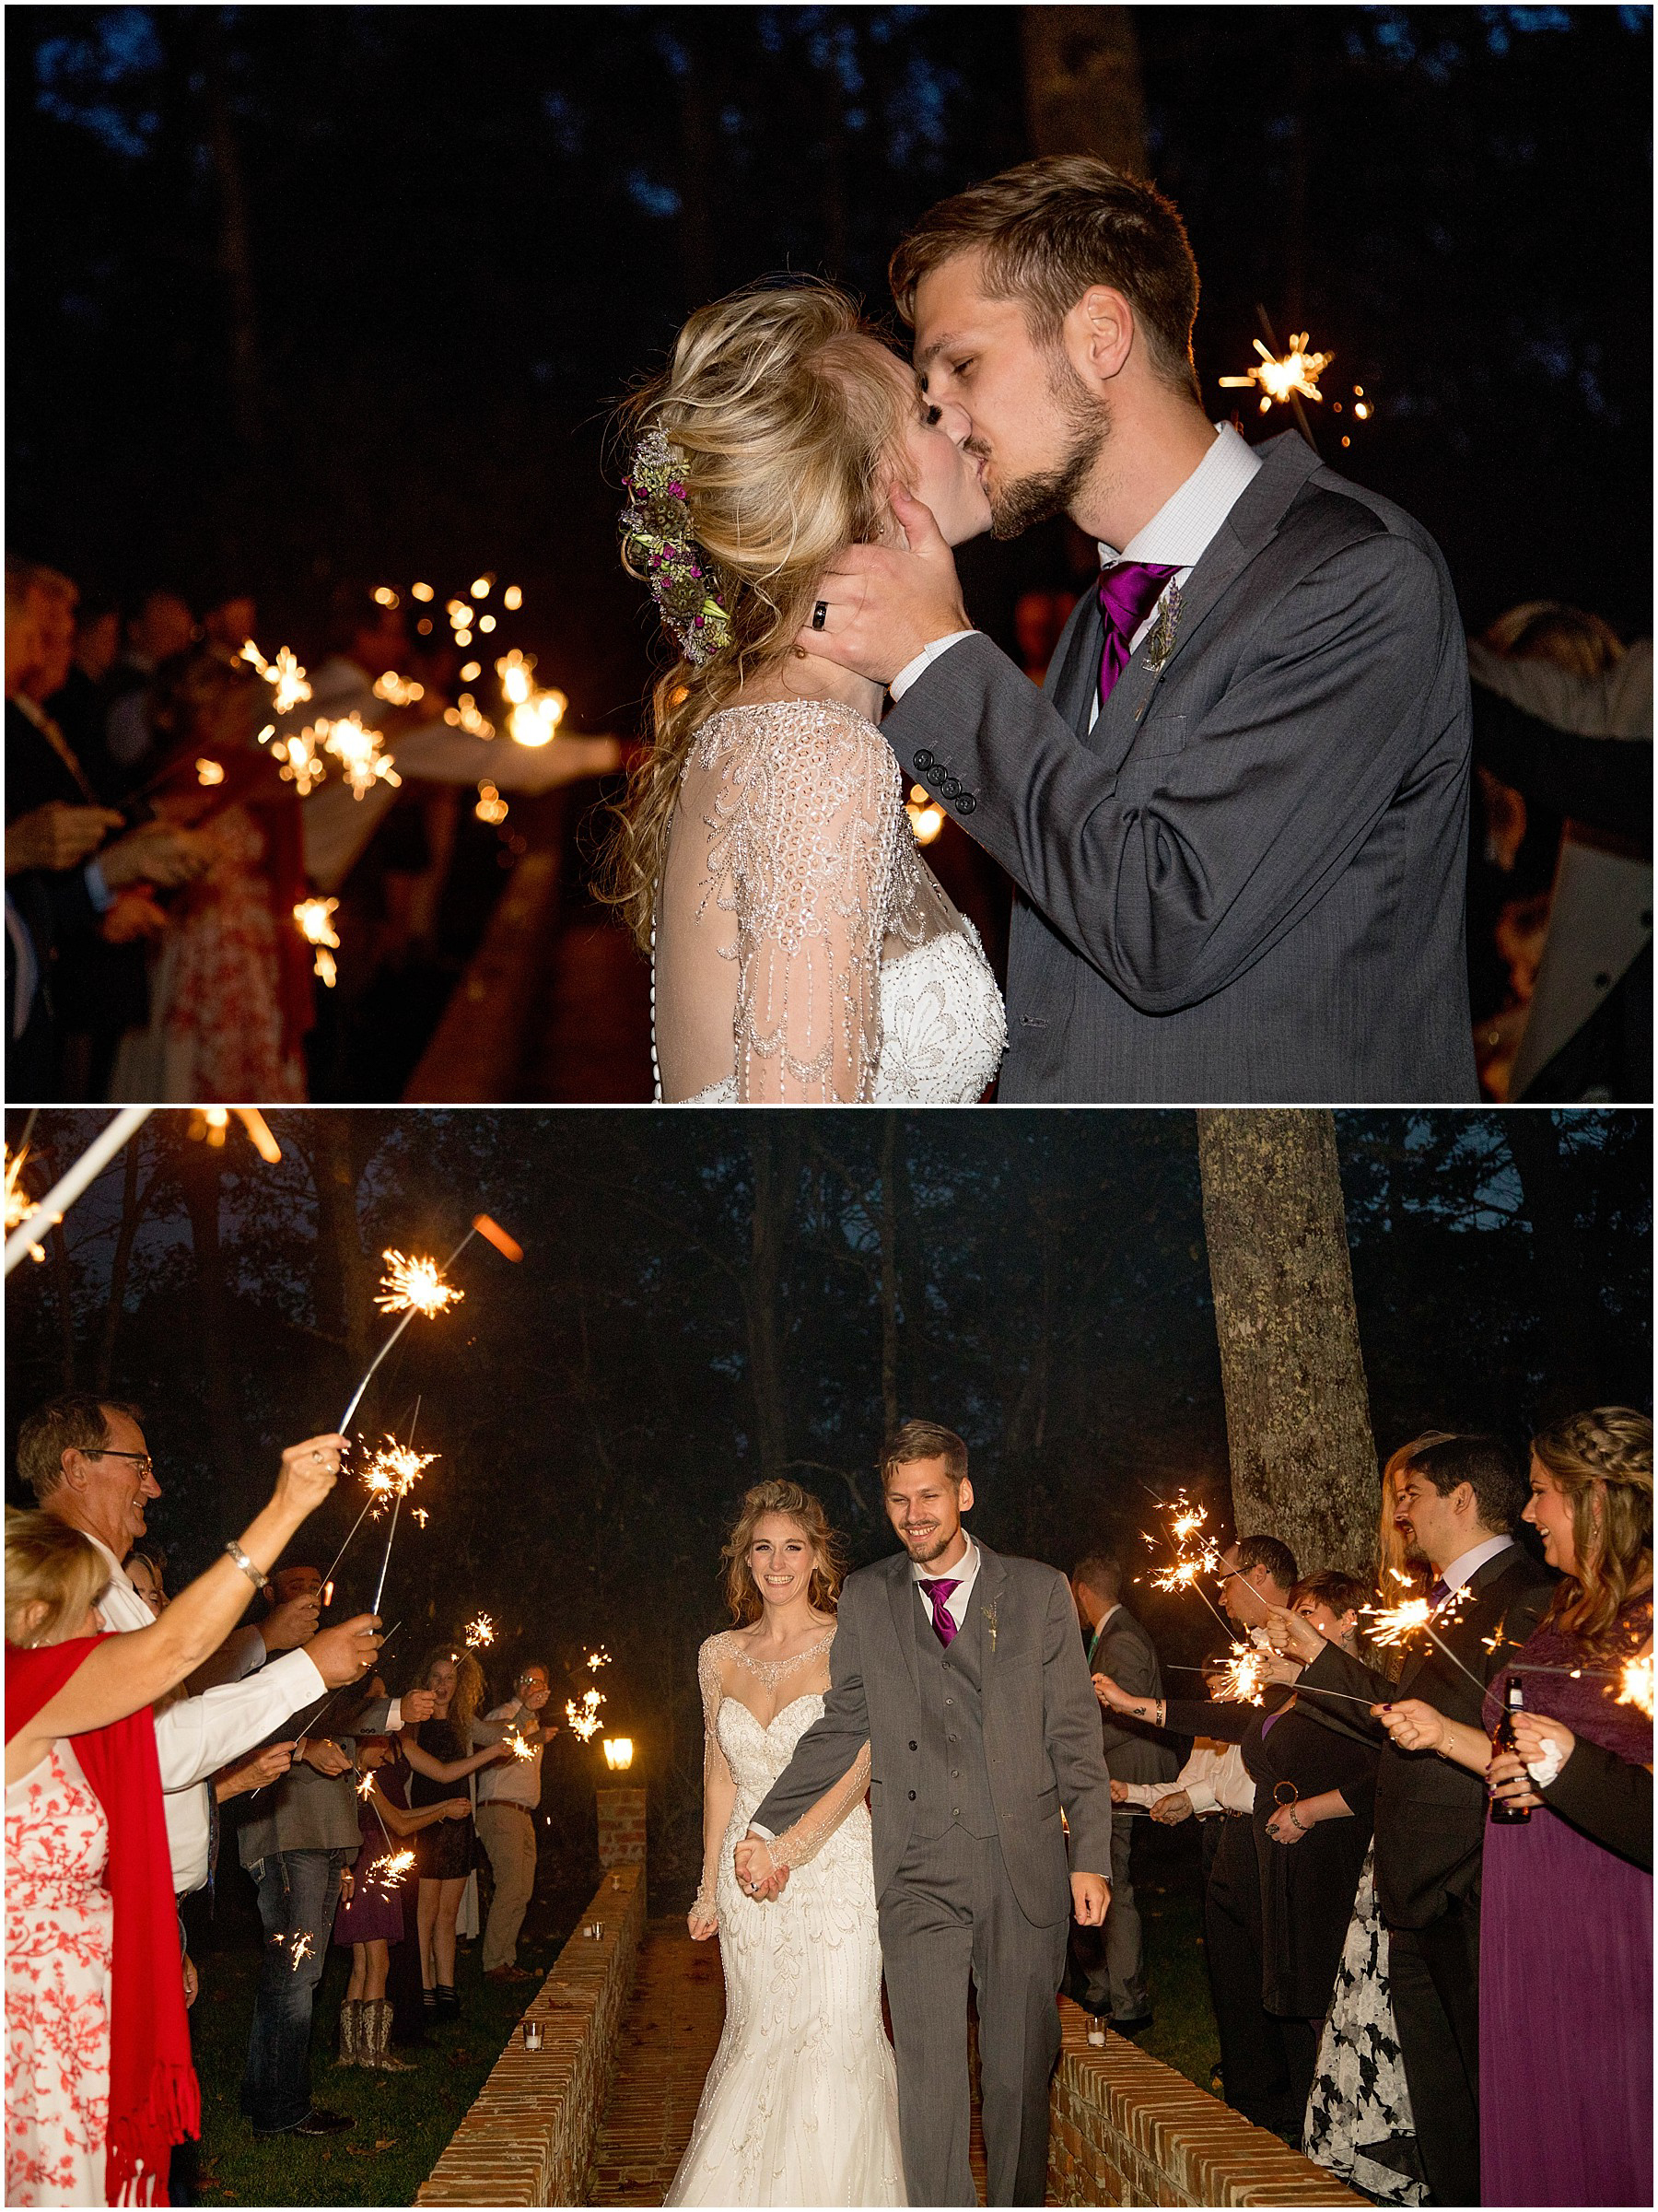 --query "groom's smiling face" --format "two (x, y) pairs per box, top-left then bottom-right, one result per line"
(912, 251), (1115, 542)
(884, 1456), (975, 1569)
